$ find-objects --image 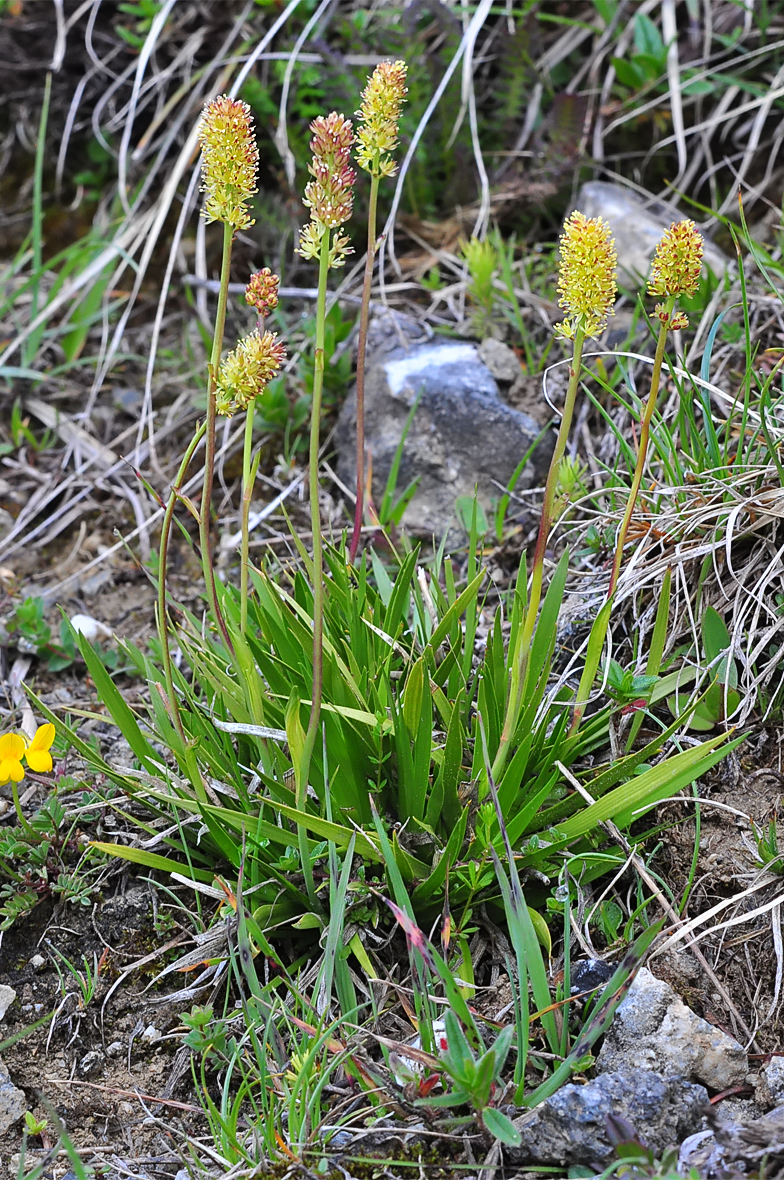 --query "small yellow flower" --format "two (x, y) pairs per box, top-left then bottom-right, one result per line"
(198, 95), (259, 232)
(648, 219), (704, 299)
(215, 330), (286, 417)
(556, 211), (617, 340)
(0, 733), (26, 785)
(356, 60), (408, 179)
(25, 724), (55, 773)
